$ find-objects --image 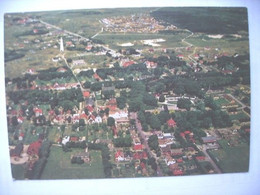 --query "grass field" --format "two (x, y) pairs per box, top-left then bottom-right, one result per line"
(208, 143), (249, 173)
(214, 98), (230, 106)
(41, 146), (105, 179)
(230, 111), (250, 121)
(186, 36), (249, 54)
(47, 126), (62, 143)
(11, 164), (25, 180)
(95, 32), (189, 50)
